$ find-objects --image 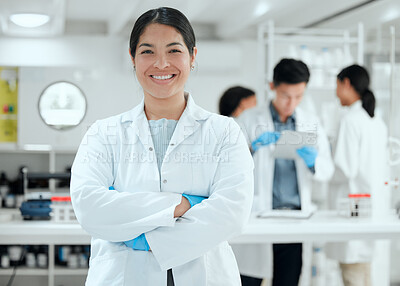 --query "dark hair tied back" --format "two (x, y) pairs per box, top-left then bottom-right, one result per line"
(361, 88), (375, 118)
(129, 7), (196, 59)
(337, 64), (375, 118)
